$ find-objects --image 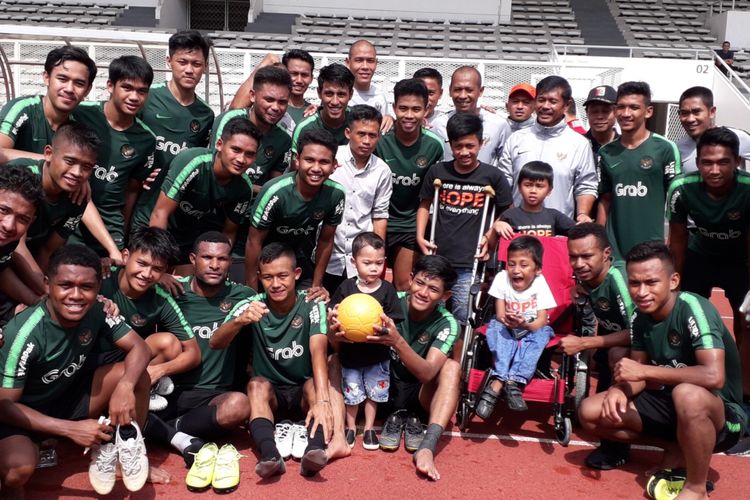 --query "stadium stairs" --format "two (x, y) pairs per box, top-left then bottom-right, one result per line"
(569, 0), (628, 54)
